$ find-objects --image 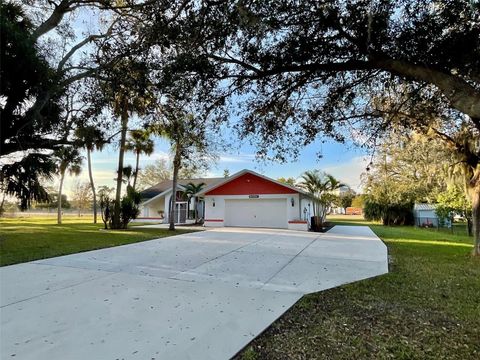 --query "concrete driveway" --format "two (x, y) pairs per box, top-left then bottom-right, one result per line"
(0, 226), (388, 360)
